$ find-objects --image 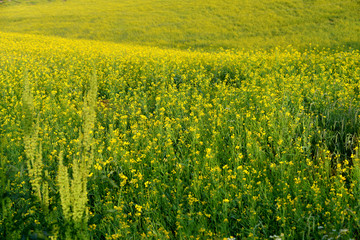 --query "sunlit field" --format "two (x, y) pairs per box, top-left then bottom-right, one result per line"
(1, 0), (360, 239)
(1, 32), (360, 239)
(0, 0), (359, 50)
